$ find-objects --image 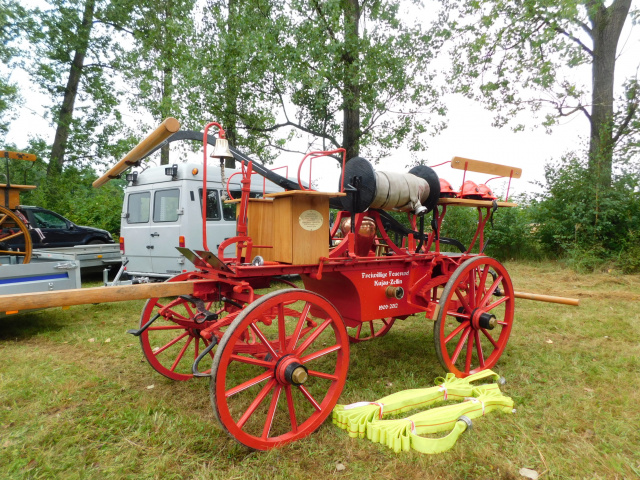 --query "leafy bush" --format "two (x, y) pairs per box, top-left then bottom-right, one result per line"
(531, 154), (640, 272)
